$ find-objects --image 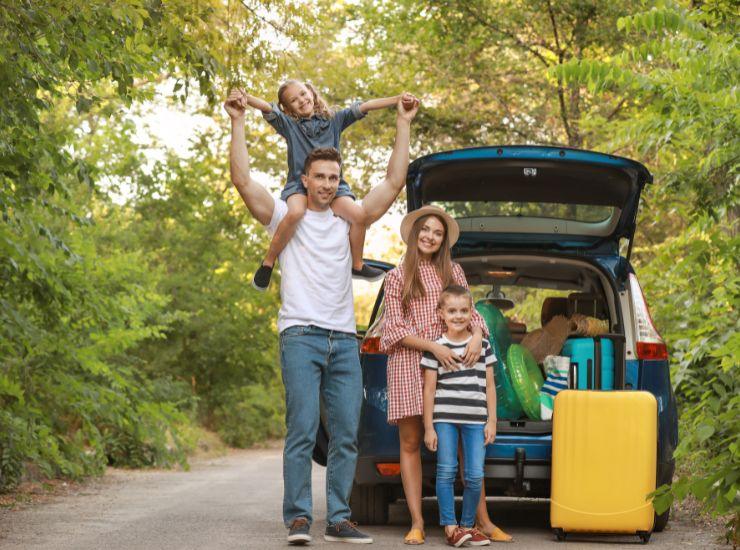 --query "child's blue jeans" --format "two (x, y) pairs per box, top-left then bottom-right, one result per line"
(435, 422), (486, 527)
